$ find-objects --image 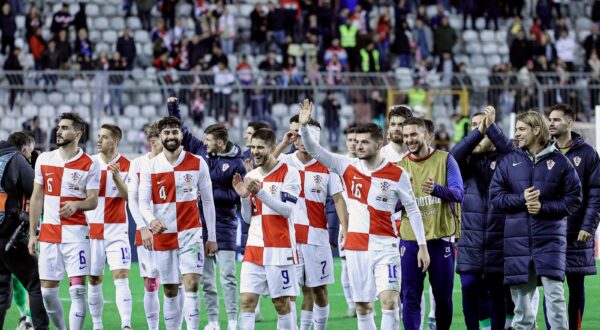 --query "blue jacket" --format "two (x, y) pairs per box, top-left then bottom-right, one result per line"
(489, 143), (582, 285)
(561, 132), (600, 275)
(168, 101), (247, 251)
(451, 124), (513, 275)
